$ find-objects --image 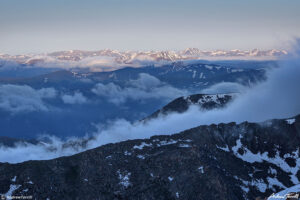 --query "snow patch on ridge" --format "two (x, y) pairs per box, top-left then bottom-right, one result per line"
(286, 118), (296, 124)
(117, 170), (131, 188)
(232, 135), (300, 184)
(1, 184), (21, 197)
